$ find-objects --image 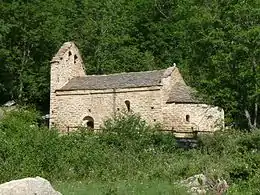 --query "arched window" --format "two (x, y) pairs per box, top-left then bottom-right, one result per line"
(186, 115), (190, 122)
(125, 100), (130, 112)
(82, 116), (94, 129)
